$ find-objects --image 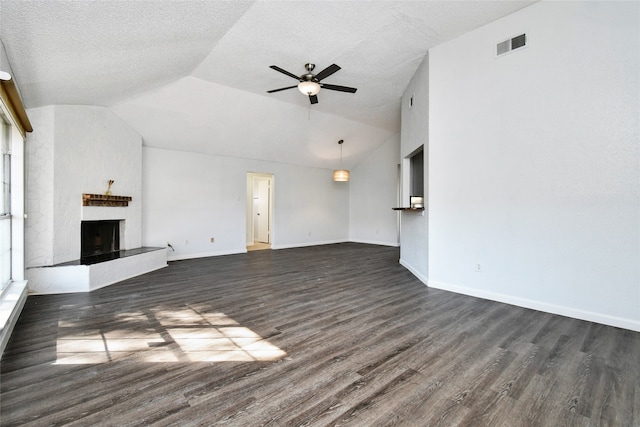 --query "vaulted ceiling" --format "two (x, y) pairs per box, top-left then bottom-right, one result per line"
(0, 0), (536, 169)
